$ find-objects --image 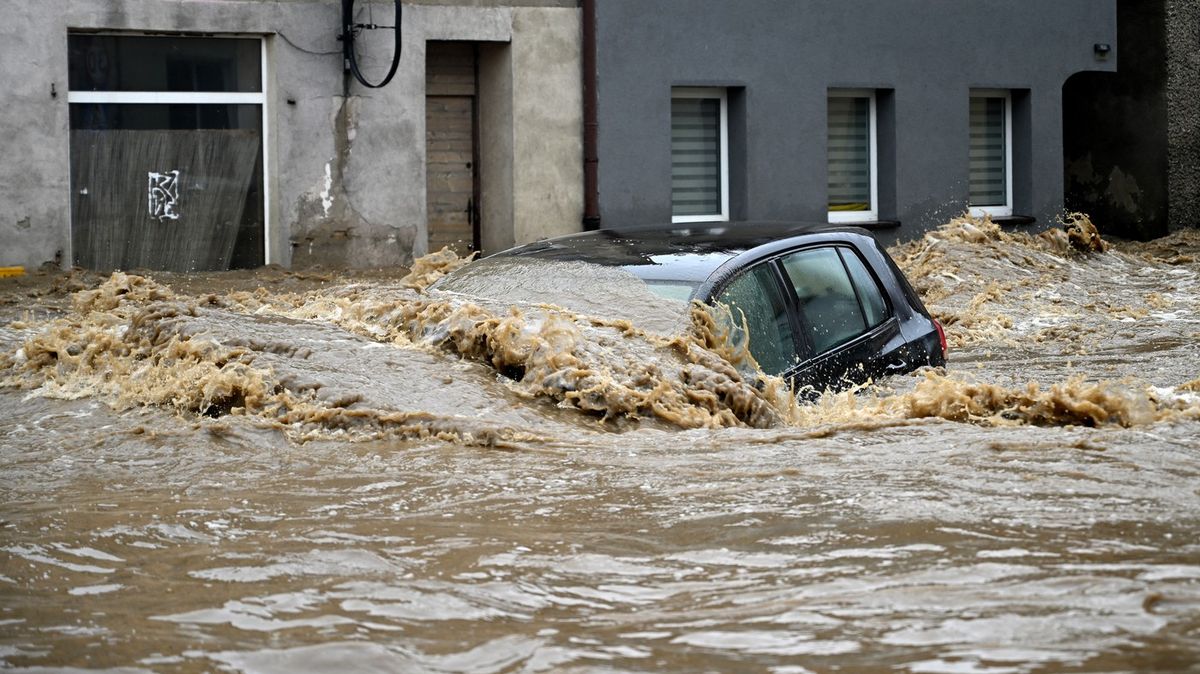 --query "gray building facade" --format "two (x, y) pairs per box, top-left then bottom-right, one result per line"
(5, 0), (1177, 272)
(0, 0), (583, 272)
(592, 0), (1118, 239)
